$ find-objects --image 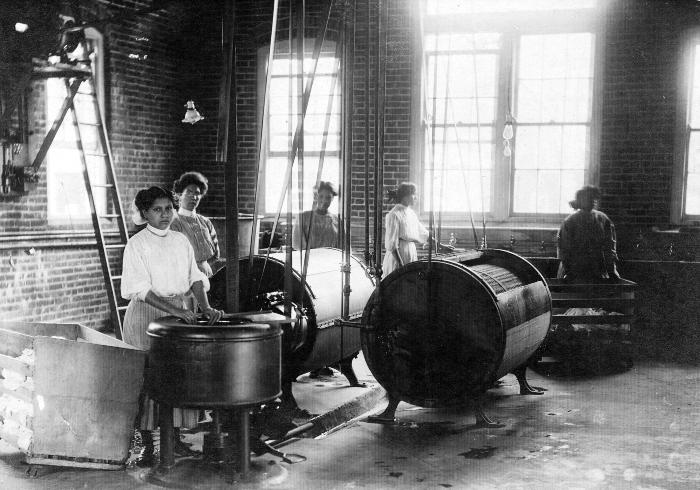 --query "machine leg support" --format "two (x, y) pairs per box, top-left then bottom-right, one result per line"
(367, 395), (400, 424)
(232, 408), (250, 477)
(513, 365), (546, 395)
(473, 399), (505, 429)
(338, 354), (366, 387)
(159, 404), (175, 469)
